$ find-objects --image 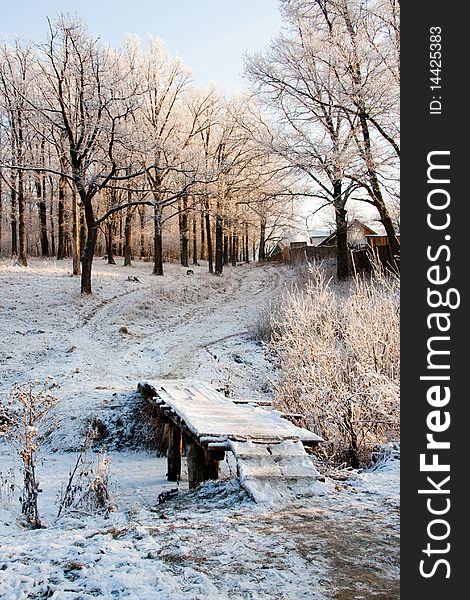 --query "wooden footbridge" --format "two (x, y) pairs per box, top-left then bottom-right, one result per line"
(137, 379), (322, 502)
